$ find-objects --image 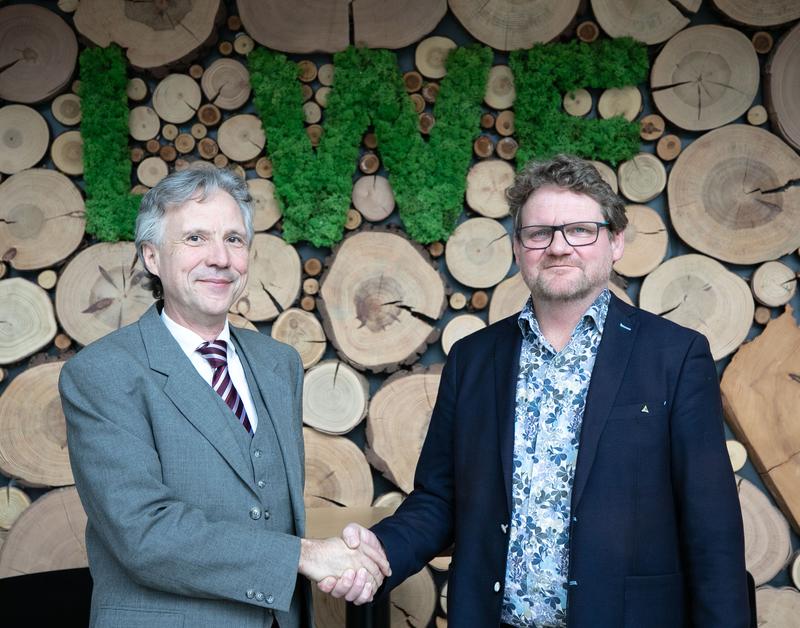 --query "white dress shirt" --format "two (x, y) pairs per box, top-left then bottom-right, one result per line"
(160, 311), (259, 432)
